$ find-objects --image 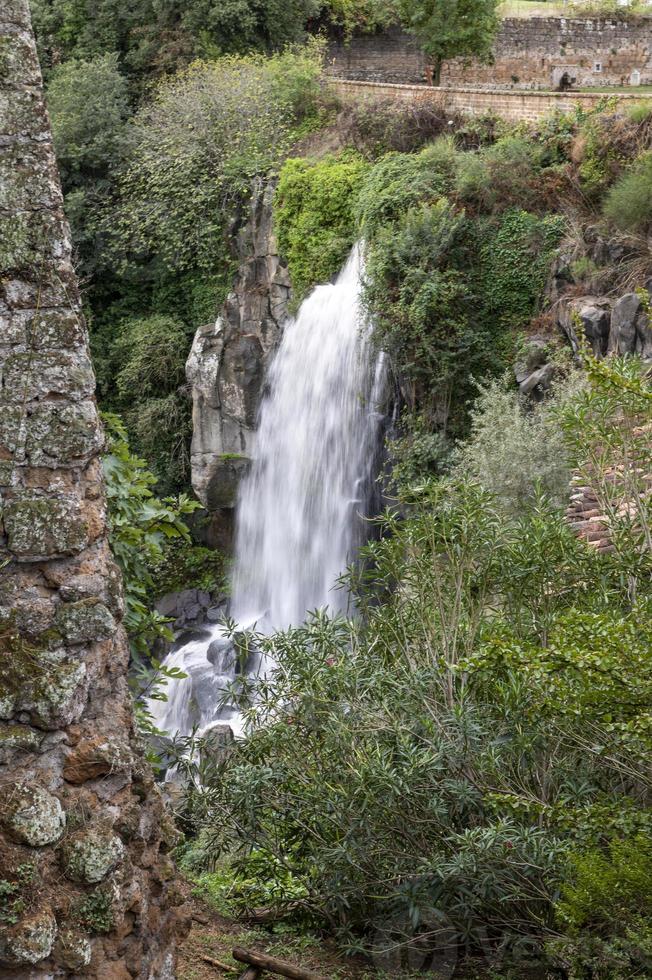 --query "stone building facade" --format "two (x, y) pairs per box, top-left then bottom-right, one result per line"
(0, 2), (187, 975)
(328, 18), (652, 90)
